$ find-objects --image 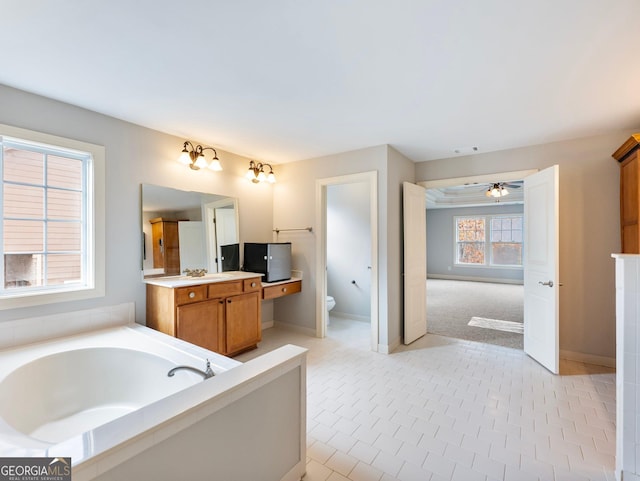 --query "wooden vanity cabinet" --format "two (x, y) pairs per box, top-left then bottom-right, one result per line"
(176, 299), (225, 353)
(146, 276), (262, 356)
(613, 134), (640, 253)
(149, 218), (180, 274)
